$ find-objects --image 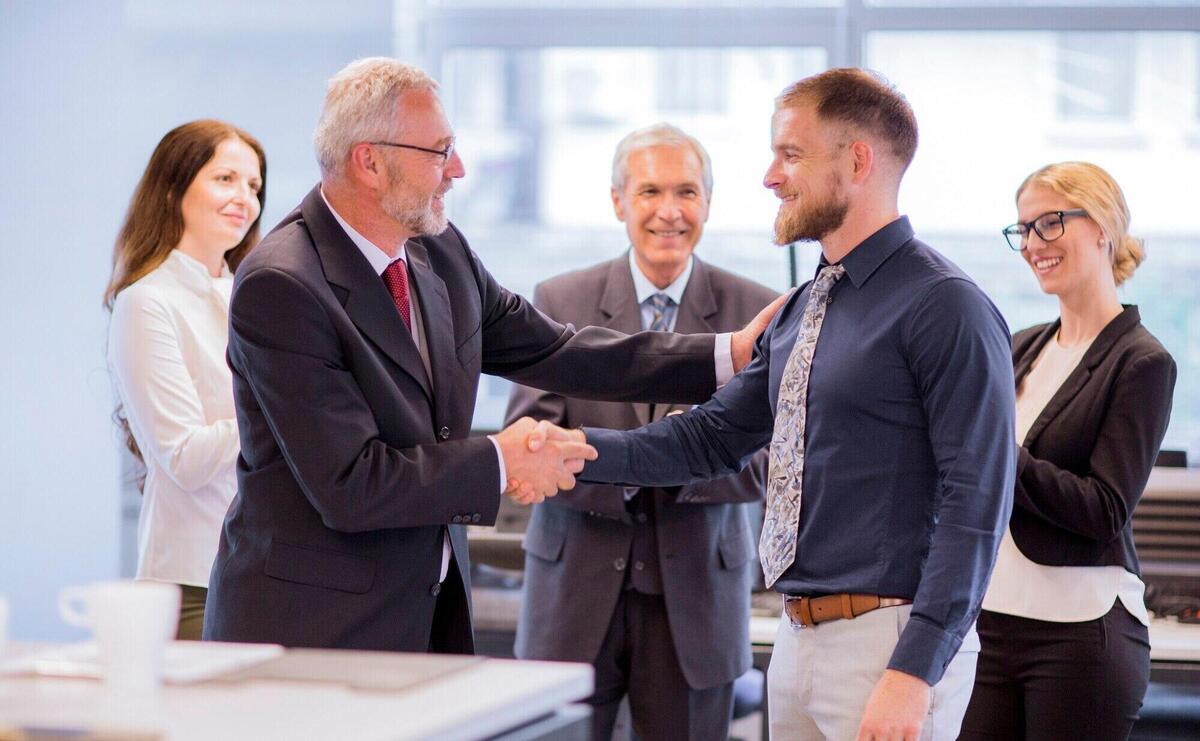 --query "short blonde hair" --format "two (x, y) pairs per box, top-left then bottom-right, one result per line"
(611, 122), (713, 197)
(1017, 161), (1144, 286)
(313, 57), (438, 177)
